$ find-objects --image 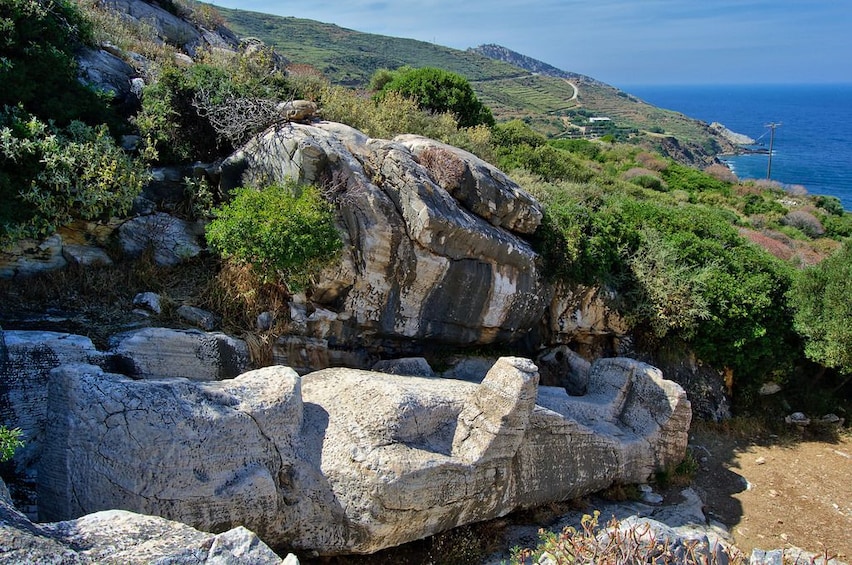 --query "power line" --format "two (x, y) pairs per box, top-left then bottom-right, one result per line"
(765, 122), (782, 180)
